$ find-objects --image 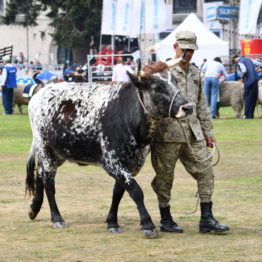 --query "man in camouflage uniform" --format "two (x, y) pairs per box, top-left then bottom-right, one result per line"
(151, 31), (230, 233)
